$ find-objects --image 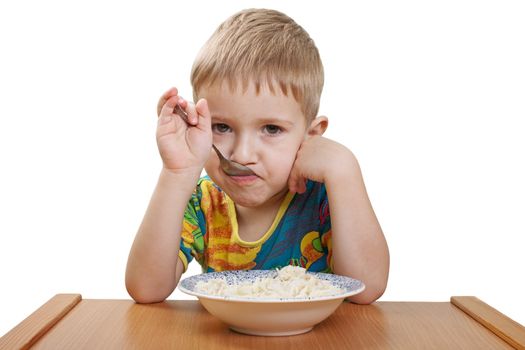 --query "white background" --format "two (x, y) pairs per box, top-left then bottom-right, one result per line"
(1, 0), (524, 337)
